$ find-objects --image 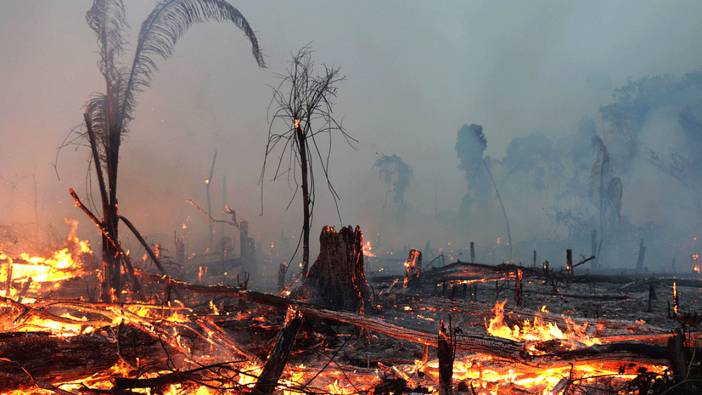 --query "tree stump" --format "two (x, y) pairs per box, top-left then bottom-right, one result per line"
(304, 226), (371, 313)
(403, 249), (422, 288)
